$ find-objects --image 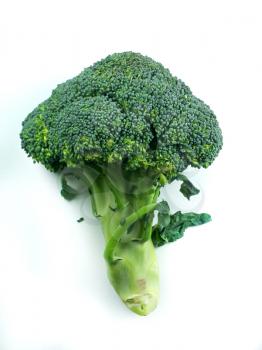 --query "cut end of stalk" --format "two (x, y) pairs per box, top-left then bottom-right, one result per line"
(124, 293), (158, 316)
